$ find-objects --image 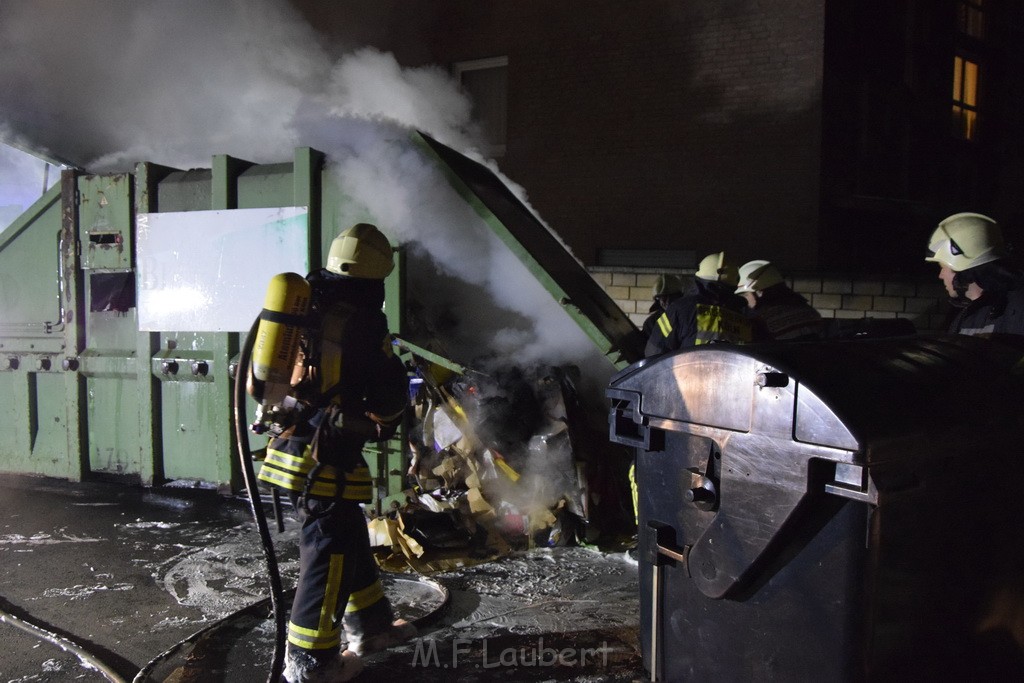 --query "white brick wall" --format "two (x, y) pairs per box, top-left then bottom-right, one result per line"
(591, 268), (952, 334)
